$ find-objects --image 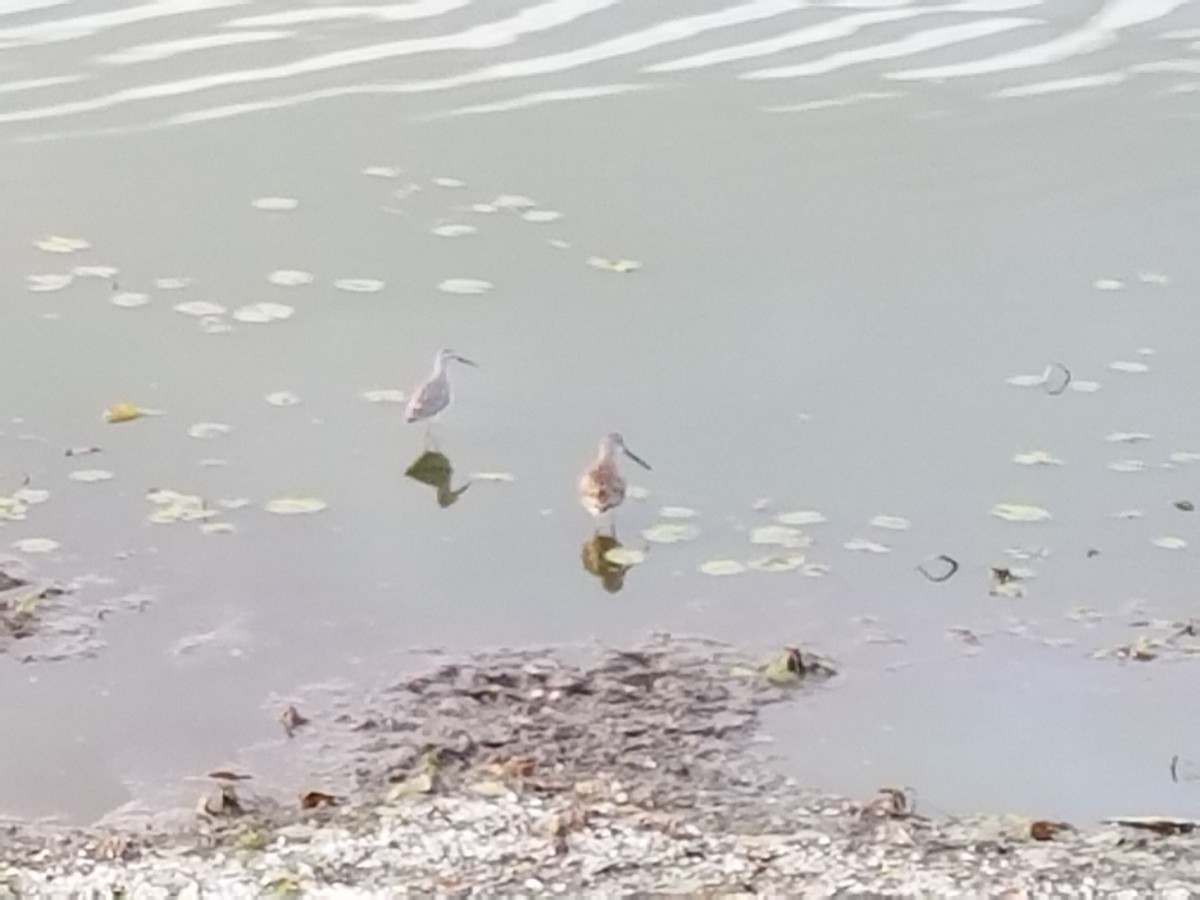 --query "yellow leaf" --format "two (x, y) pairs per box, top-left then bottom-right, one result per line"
(104, 402), (142, 424)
